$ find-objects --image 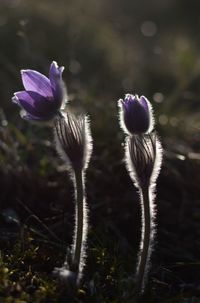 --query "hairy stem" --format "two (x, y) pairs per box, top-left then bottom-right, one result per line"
(135, 186), (152, 295)
(72, 169), (87, 281)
